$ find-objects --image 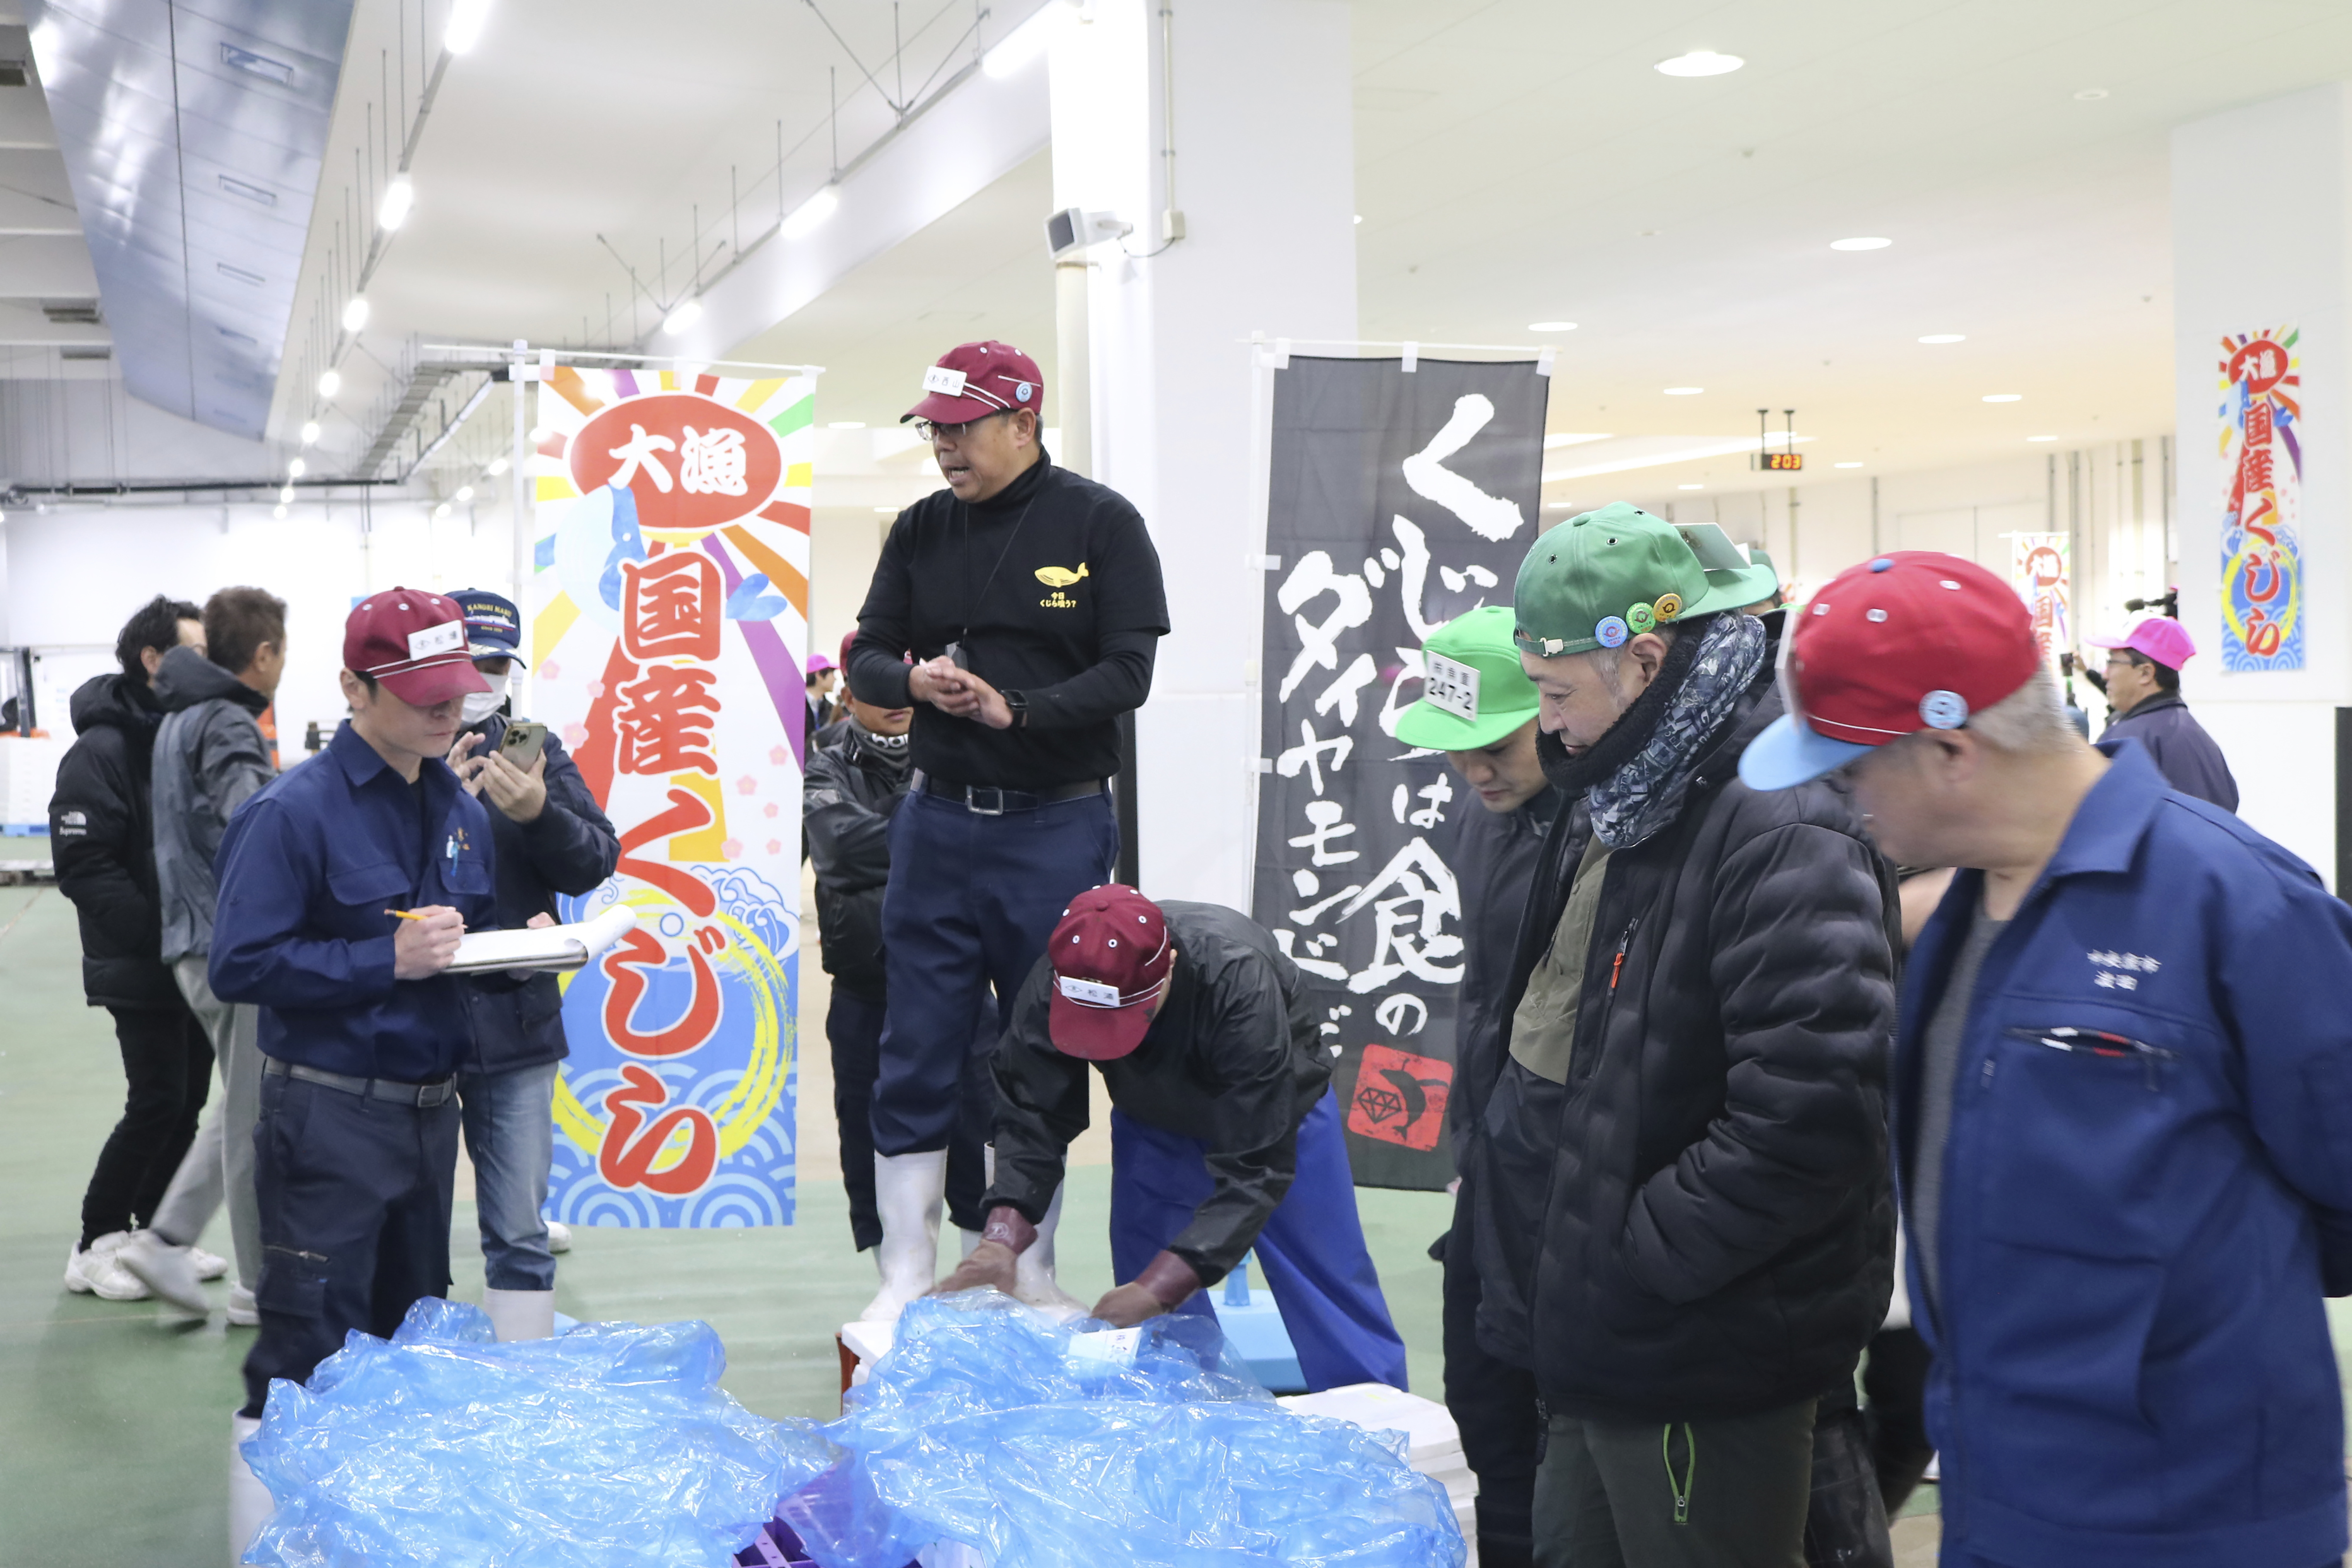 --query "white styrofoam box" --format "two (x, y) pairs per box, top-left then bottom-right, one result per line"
(841, 1319), (895, 1387)
(1279, 1382), (1468, 1470)
(0, 737), (64, 827)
